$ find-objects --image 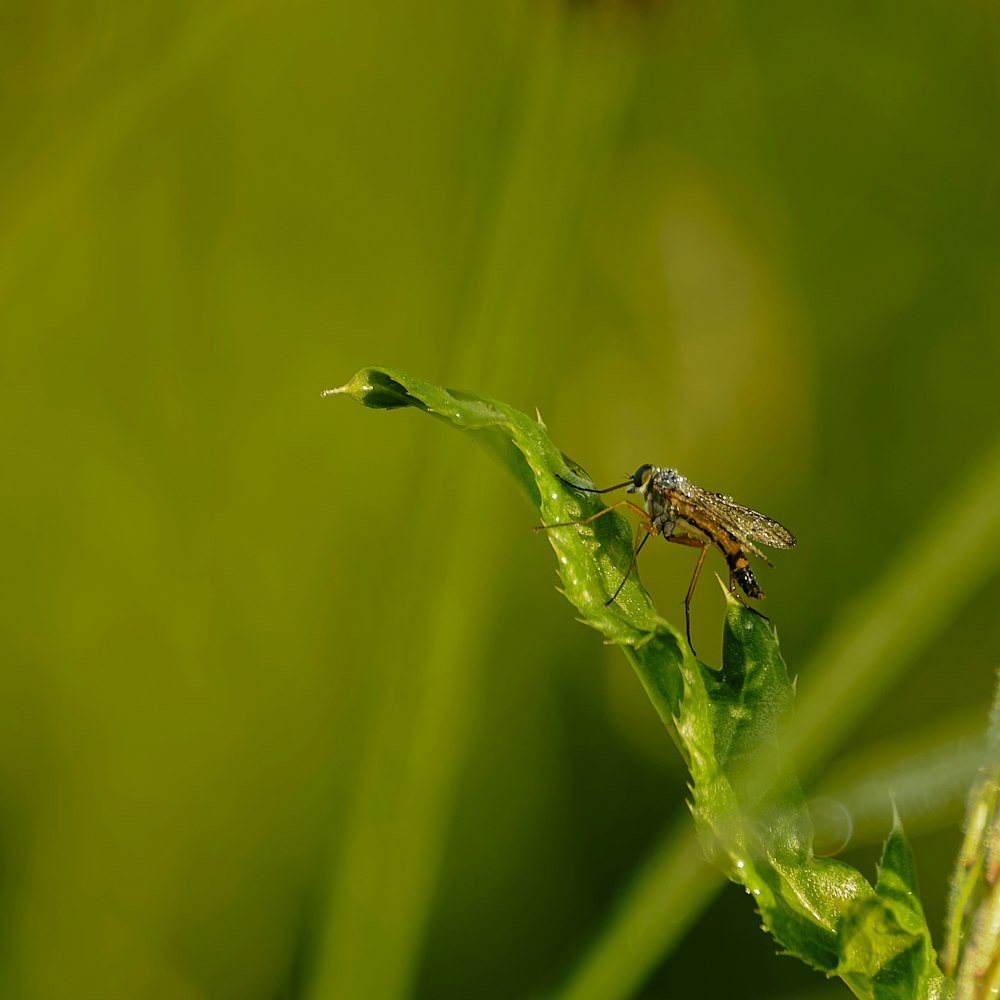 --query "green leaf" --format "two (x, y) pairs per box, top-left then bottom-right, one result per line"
(330, 365), (951, 998)
(837, 815), (950, 999)
(683, 595), (874, 972)
(327, 366), (683, 735)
